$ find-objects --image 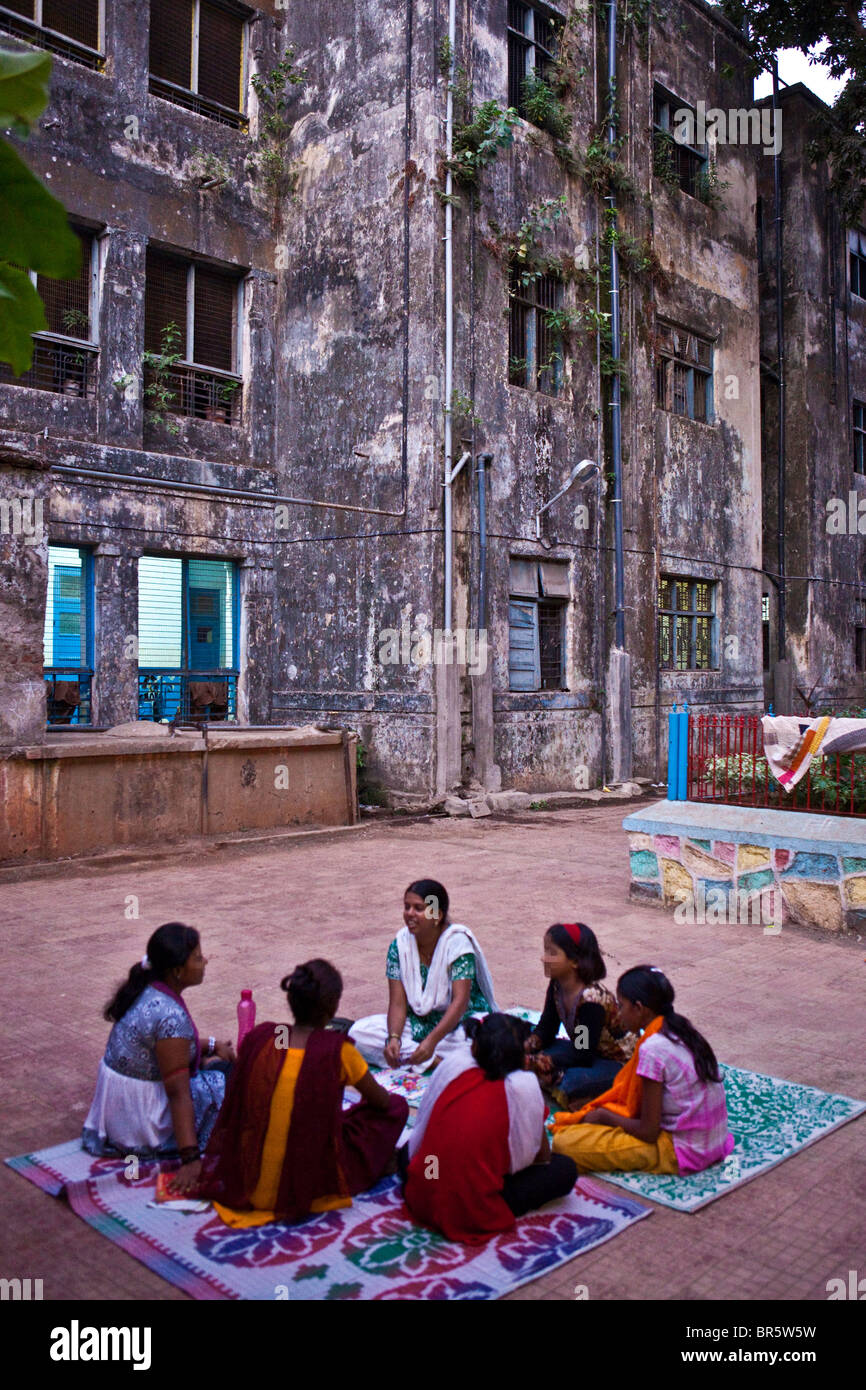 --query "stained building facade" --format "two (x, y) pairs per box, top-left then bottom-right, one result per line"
(0, 0), (856, 810)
